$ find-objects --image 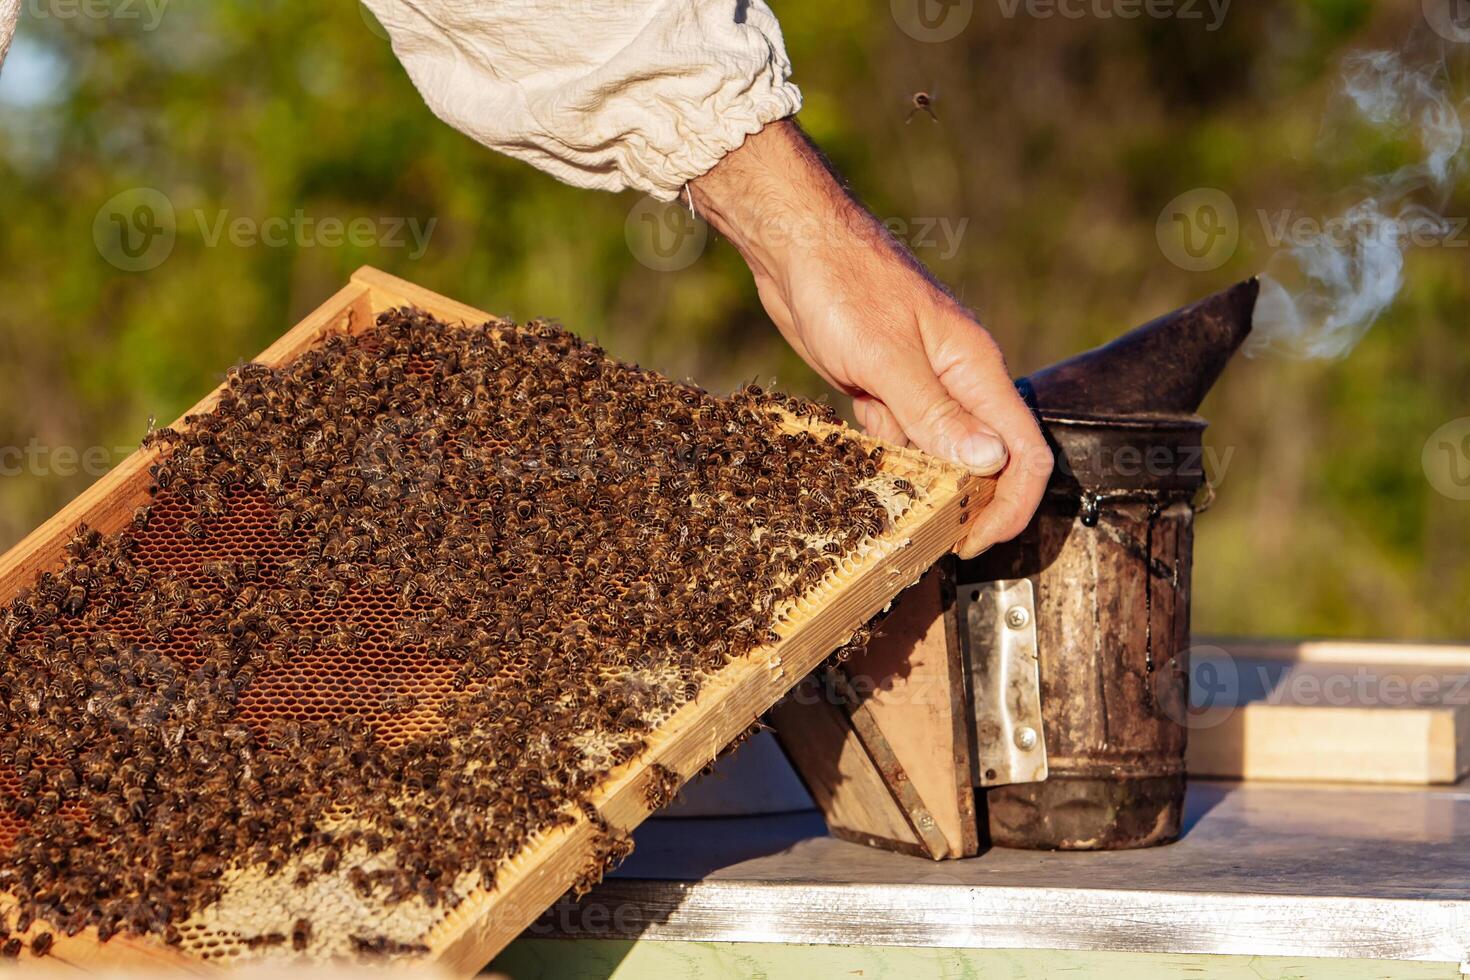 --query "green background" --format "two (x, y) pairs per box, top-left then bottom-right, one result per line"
(0, 0), (1466, 639)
